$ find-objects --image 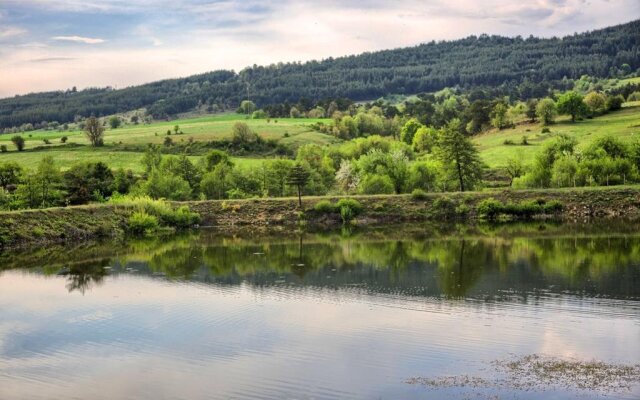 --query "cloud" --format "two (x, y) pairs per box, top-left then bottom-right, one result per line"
(0, 0), (638, 97)
(29, 57), (77, 63)
(0, 27), (27, 39)
(52, 35), (105, 44)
